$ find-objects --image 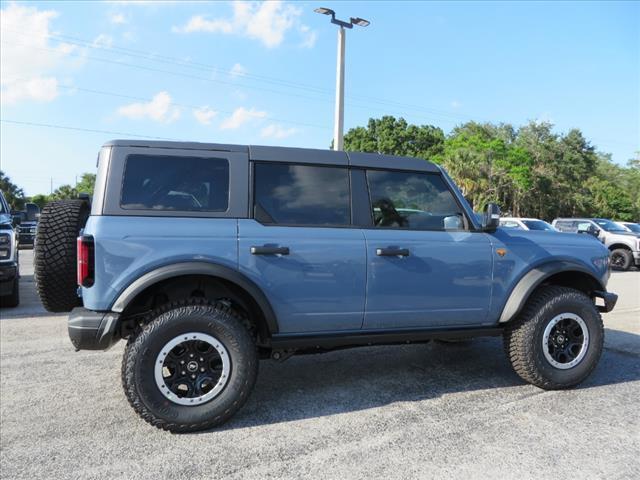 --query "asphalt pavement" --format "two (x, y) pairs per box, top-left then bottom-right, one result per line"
(1, 250), (638, 479)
